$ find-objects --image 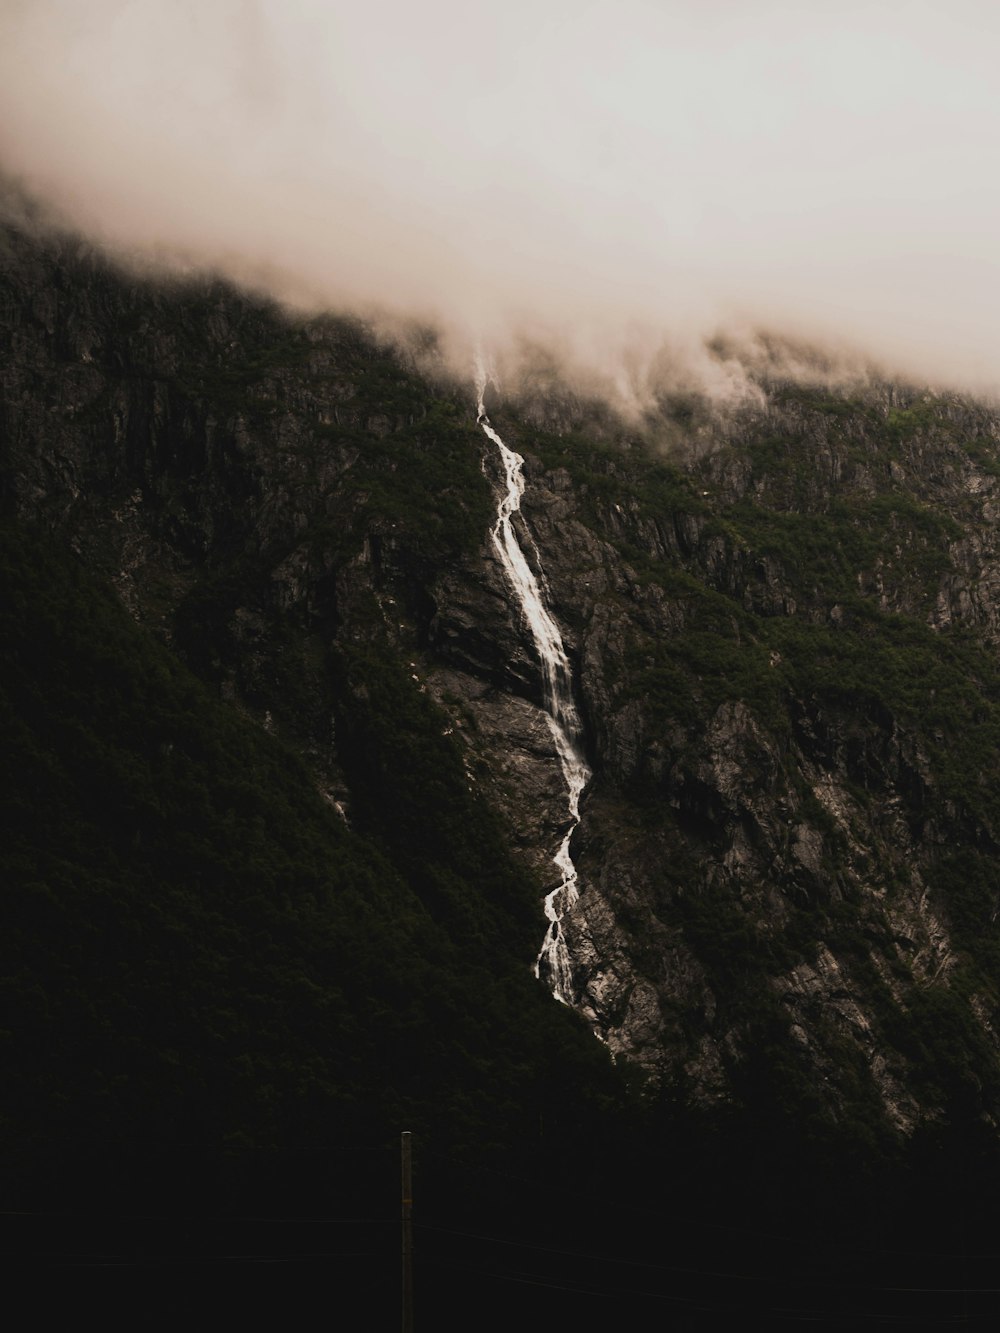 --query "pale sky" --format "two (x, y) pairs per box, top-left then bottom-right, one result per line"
(2, 0), (999, 394)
